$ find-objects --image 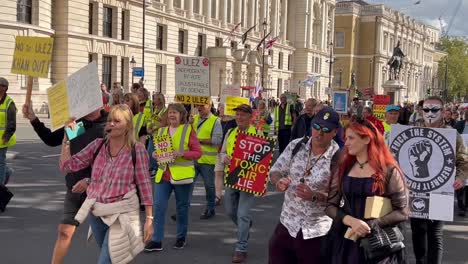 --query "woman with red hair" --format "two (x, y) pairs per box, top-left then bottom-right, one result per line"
(324, 118), (409, 263)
